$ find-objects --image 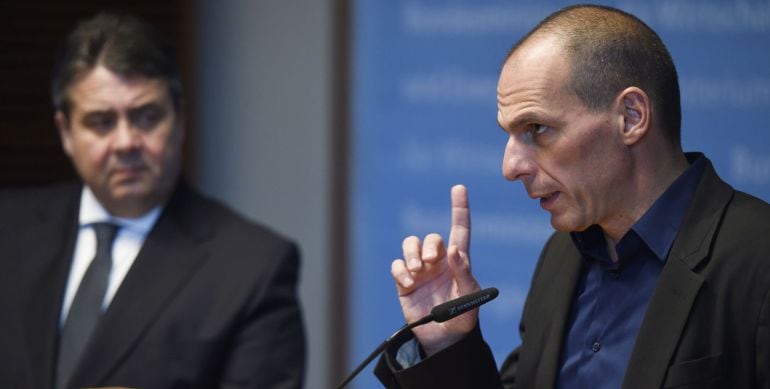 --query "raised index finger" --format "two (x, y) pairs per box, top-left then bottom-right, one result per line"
(448, 184), (471, 254)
